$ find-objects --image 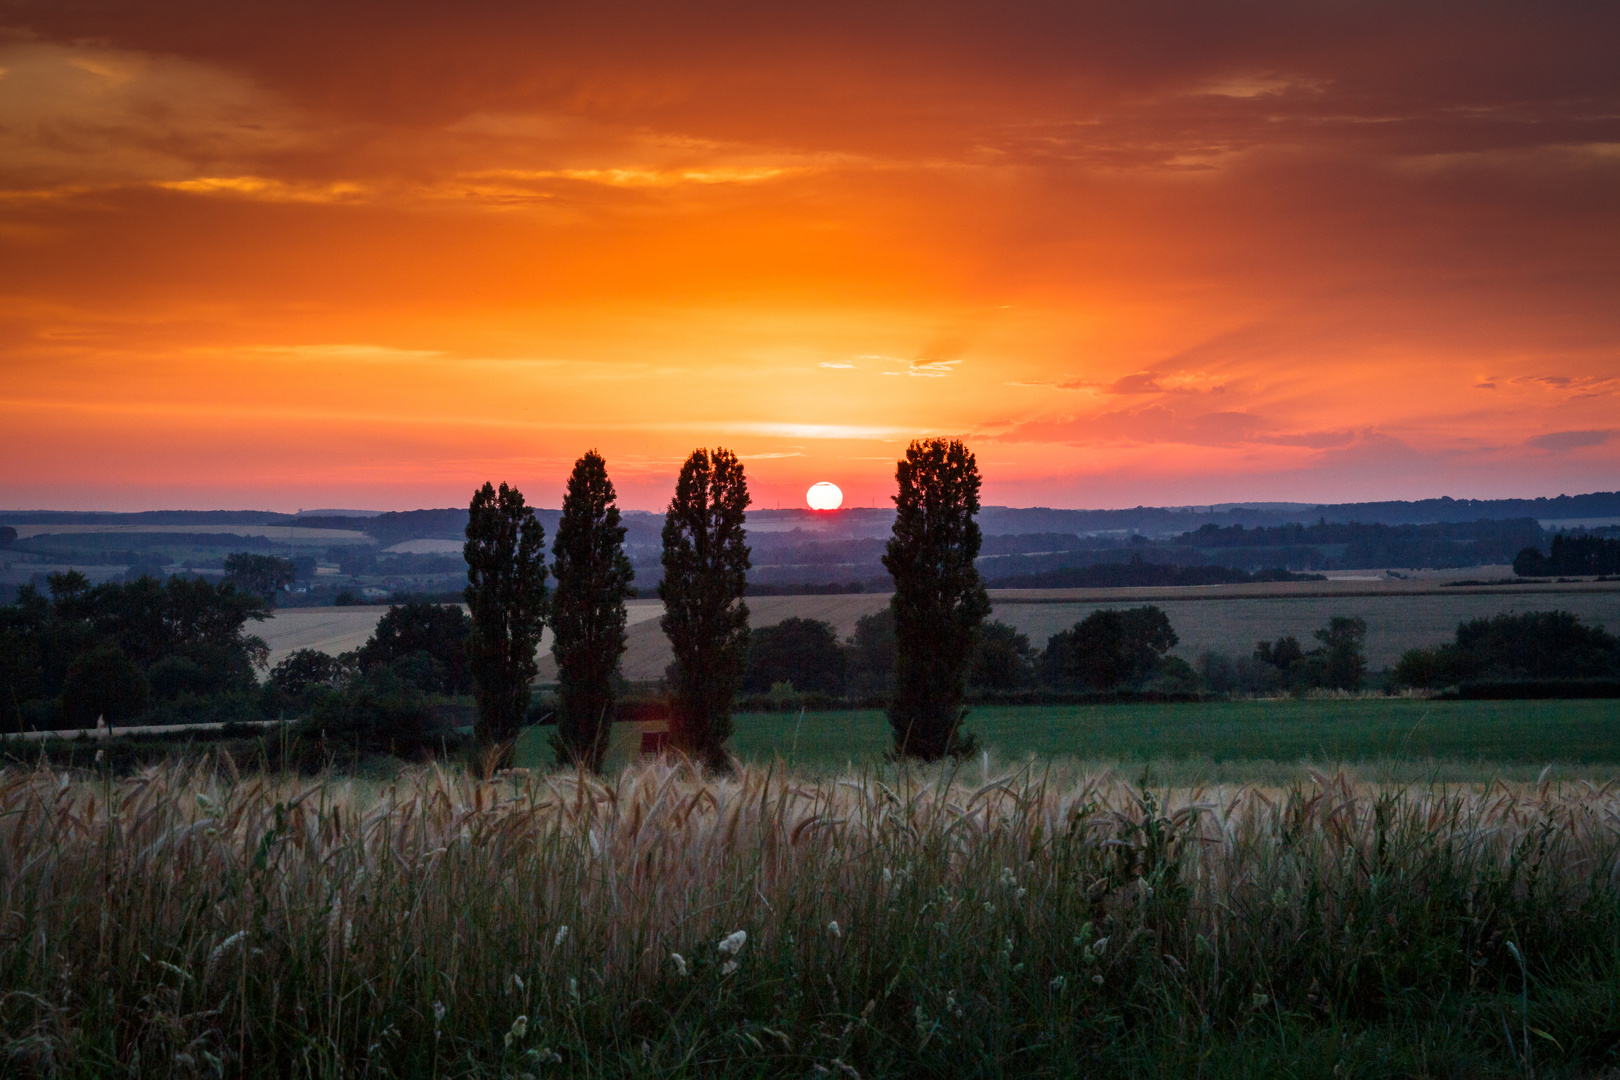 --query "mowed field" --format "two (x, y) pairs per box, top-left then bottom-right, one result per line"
(516, 698), (1620, 779)
(260, 579), (1620, 673)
